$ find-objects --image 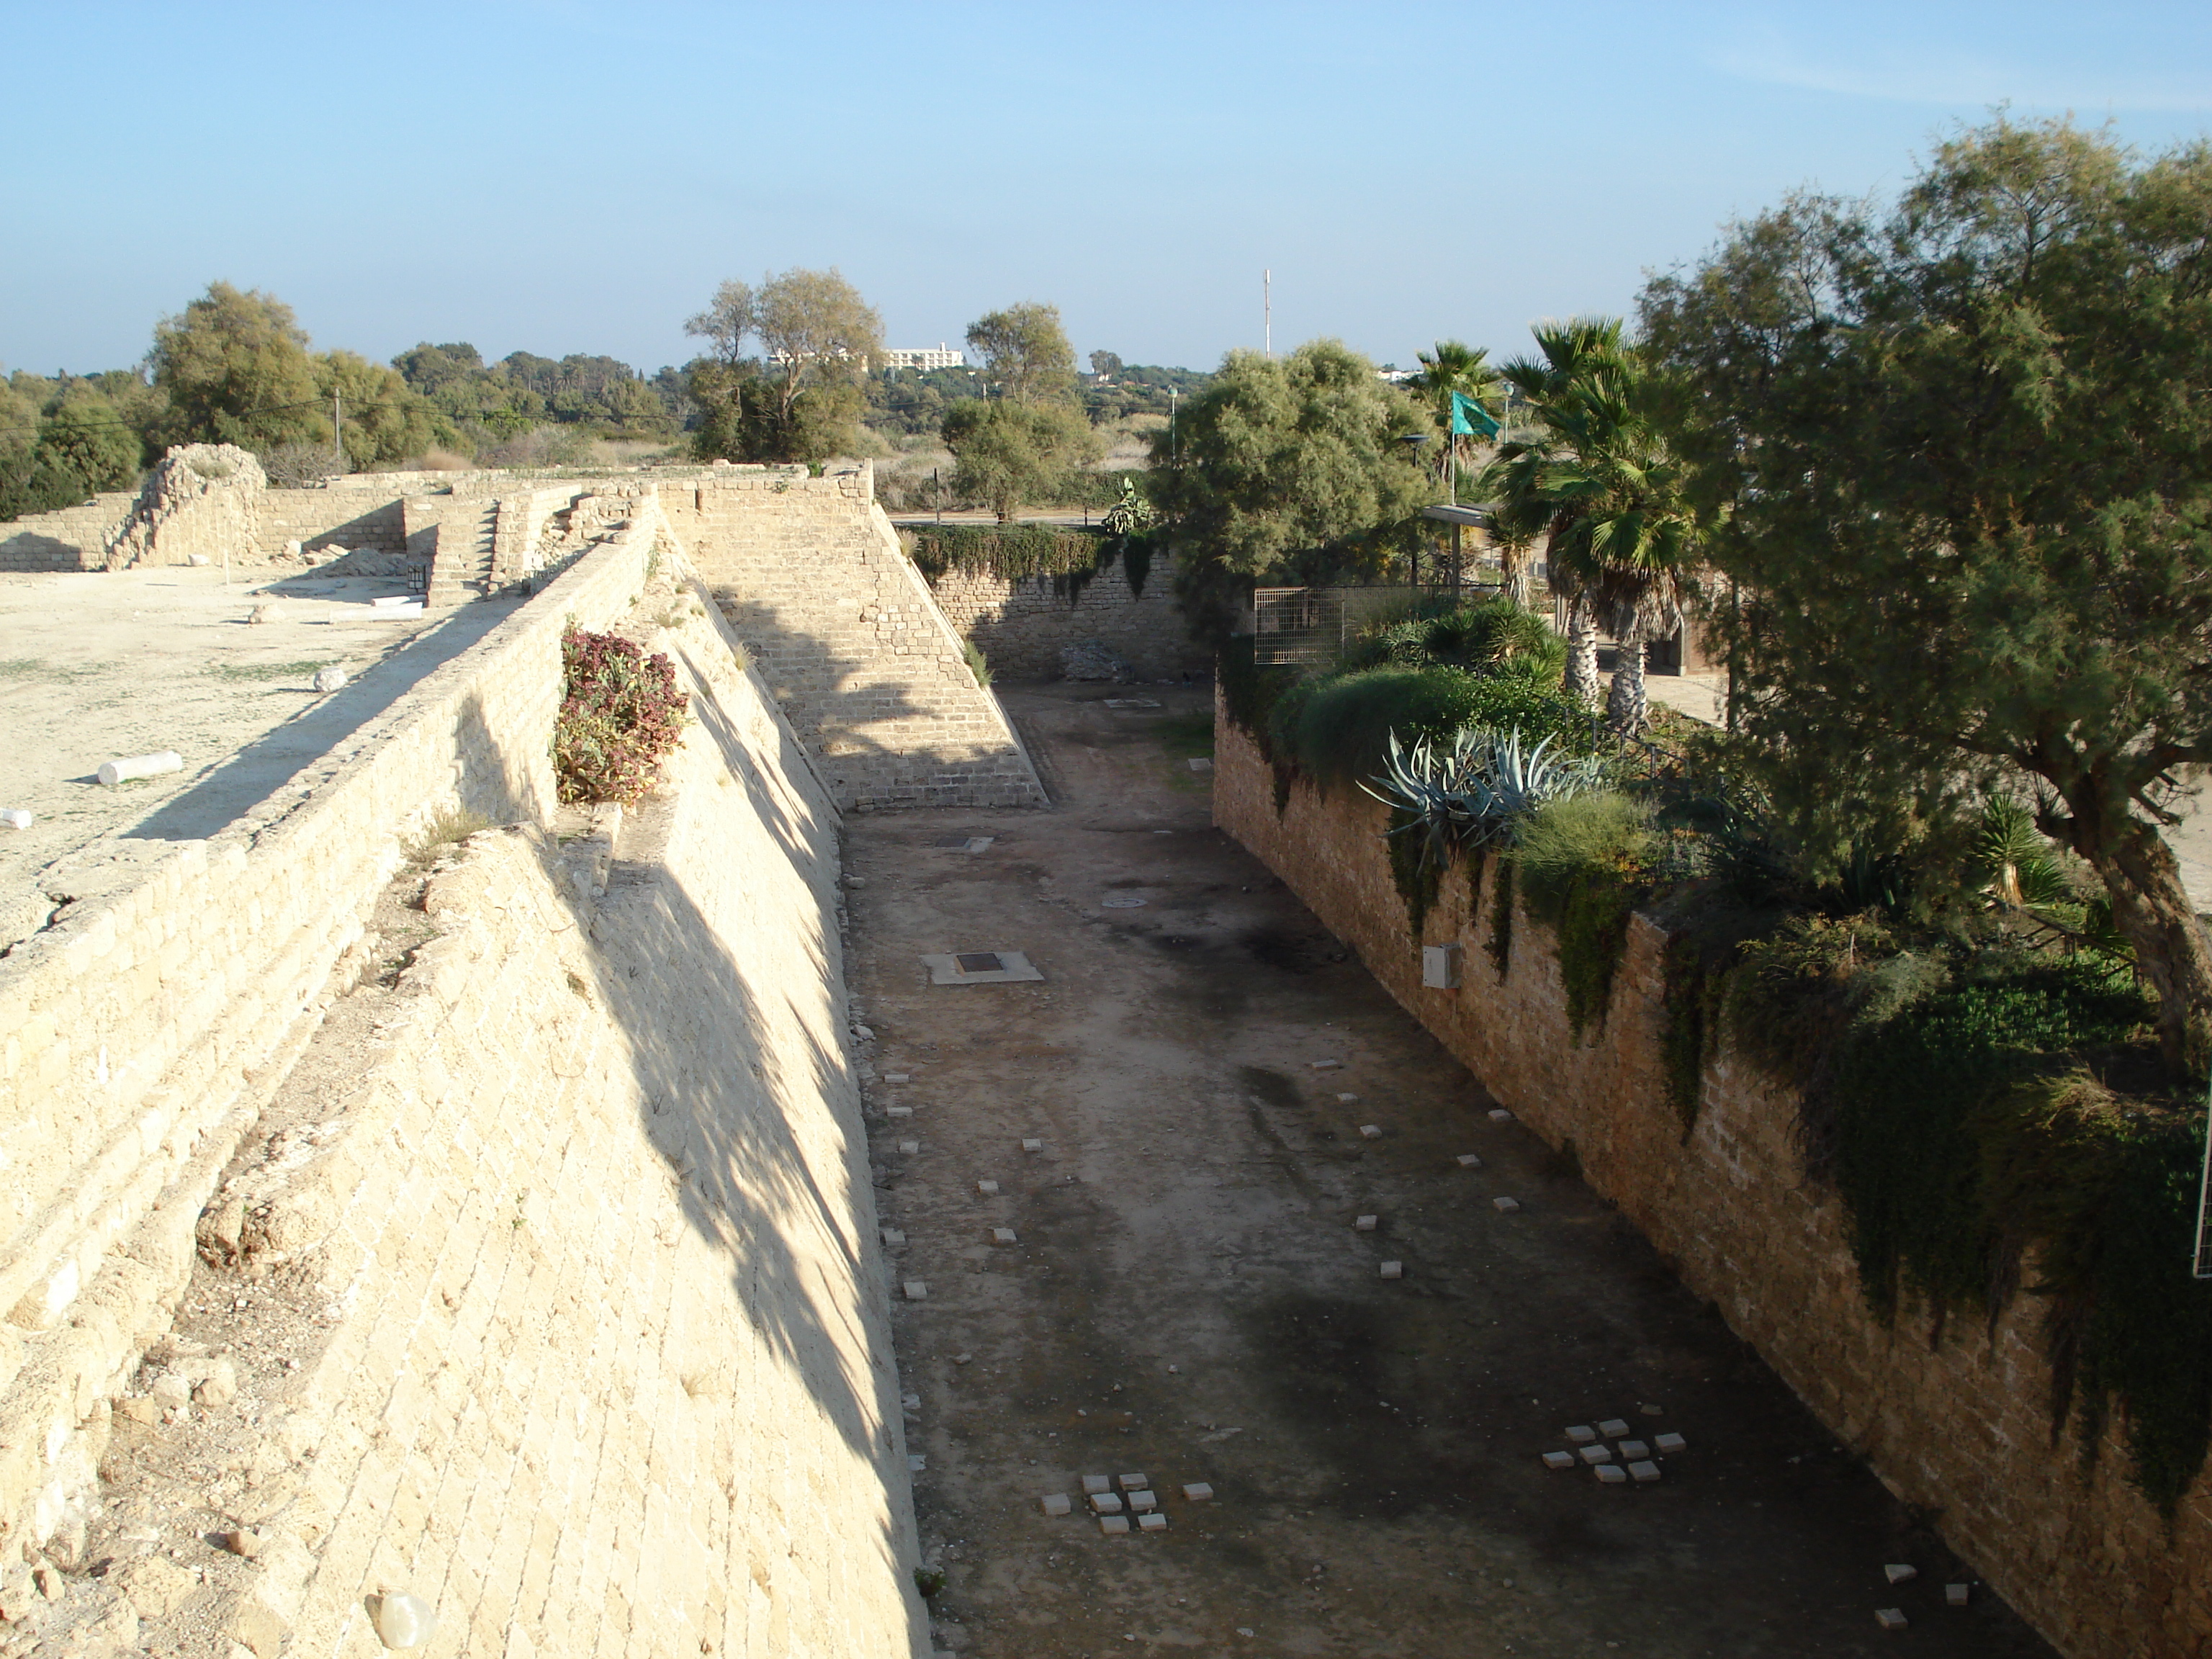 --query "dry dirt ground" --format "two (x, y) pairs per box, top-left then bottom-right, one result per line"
(0, 567), (513, 948)
(845, 683), (2057, 1659)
